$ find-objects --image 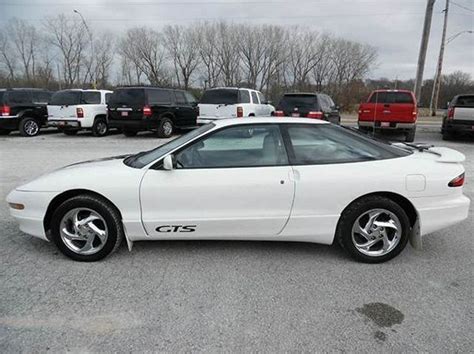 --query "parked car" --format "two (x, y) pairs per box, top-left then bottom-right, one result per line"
(7, 118), (469, 263)
(274, 92), (341, 124)
(48, 89), (112, 137)
(107, 87), (198, 138)
(197, 87), (274, 124)
(441, 94), (474, 140)
(358, 89), (417, 142)
(0, 88), (52, 137)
